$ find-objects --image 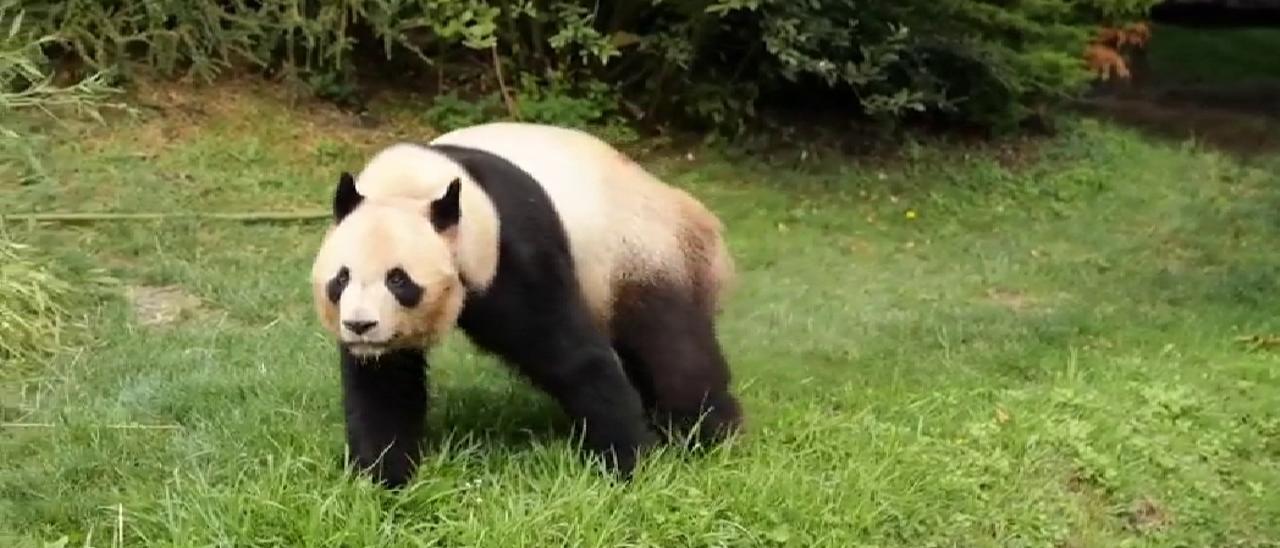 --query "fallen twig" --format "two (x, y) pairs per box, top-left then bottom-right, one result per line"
(0, 211), (331, 224)
(1236, 334), (1280, 352)
(1, 422), (183, 430)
